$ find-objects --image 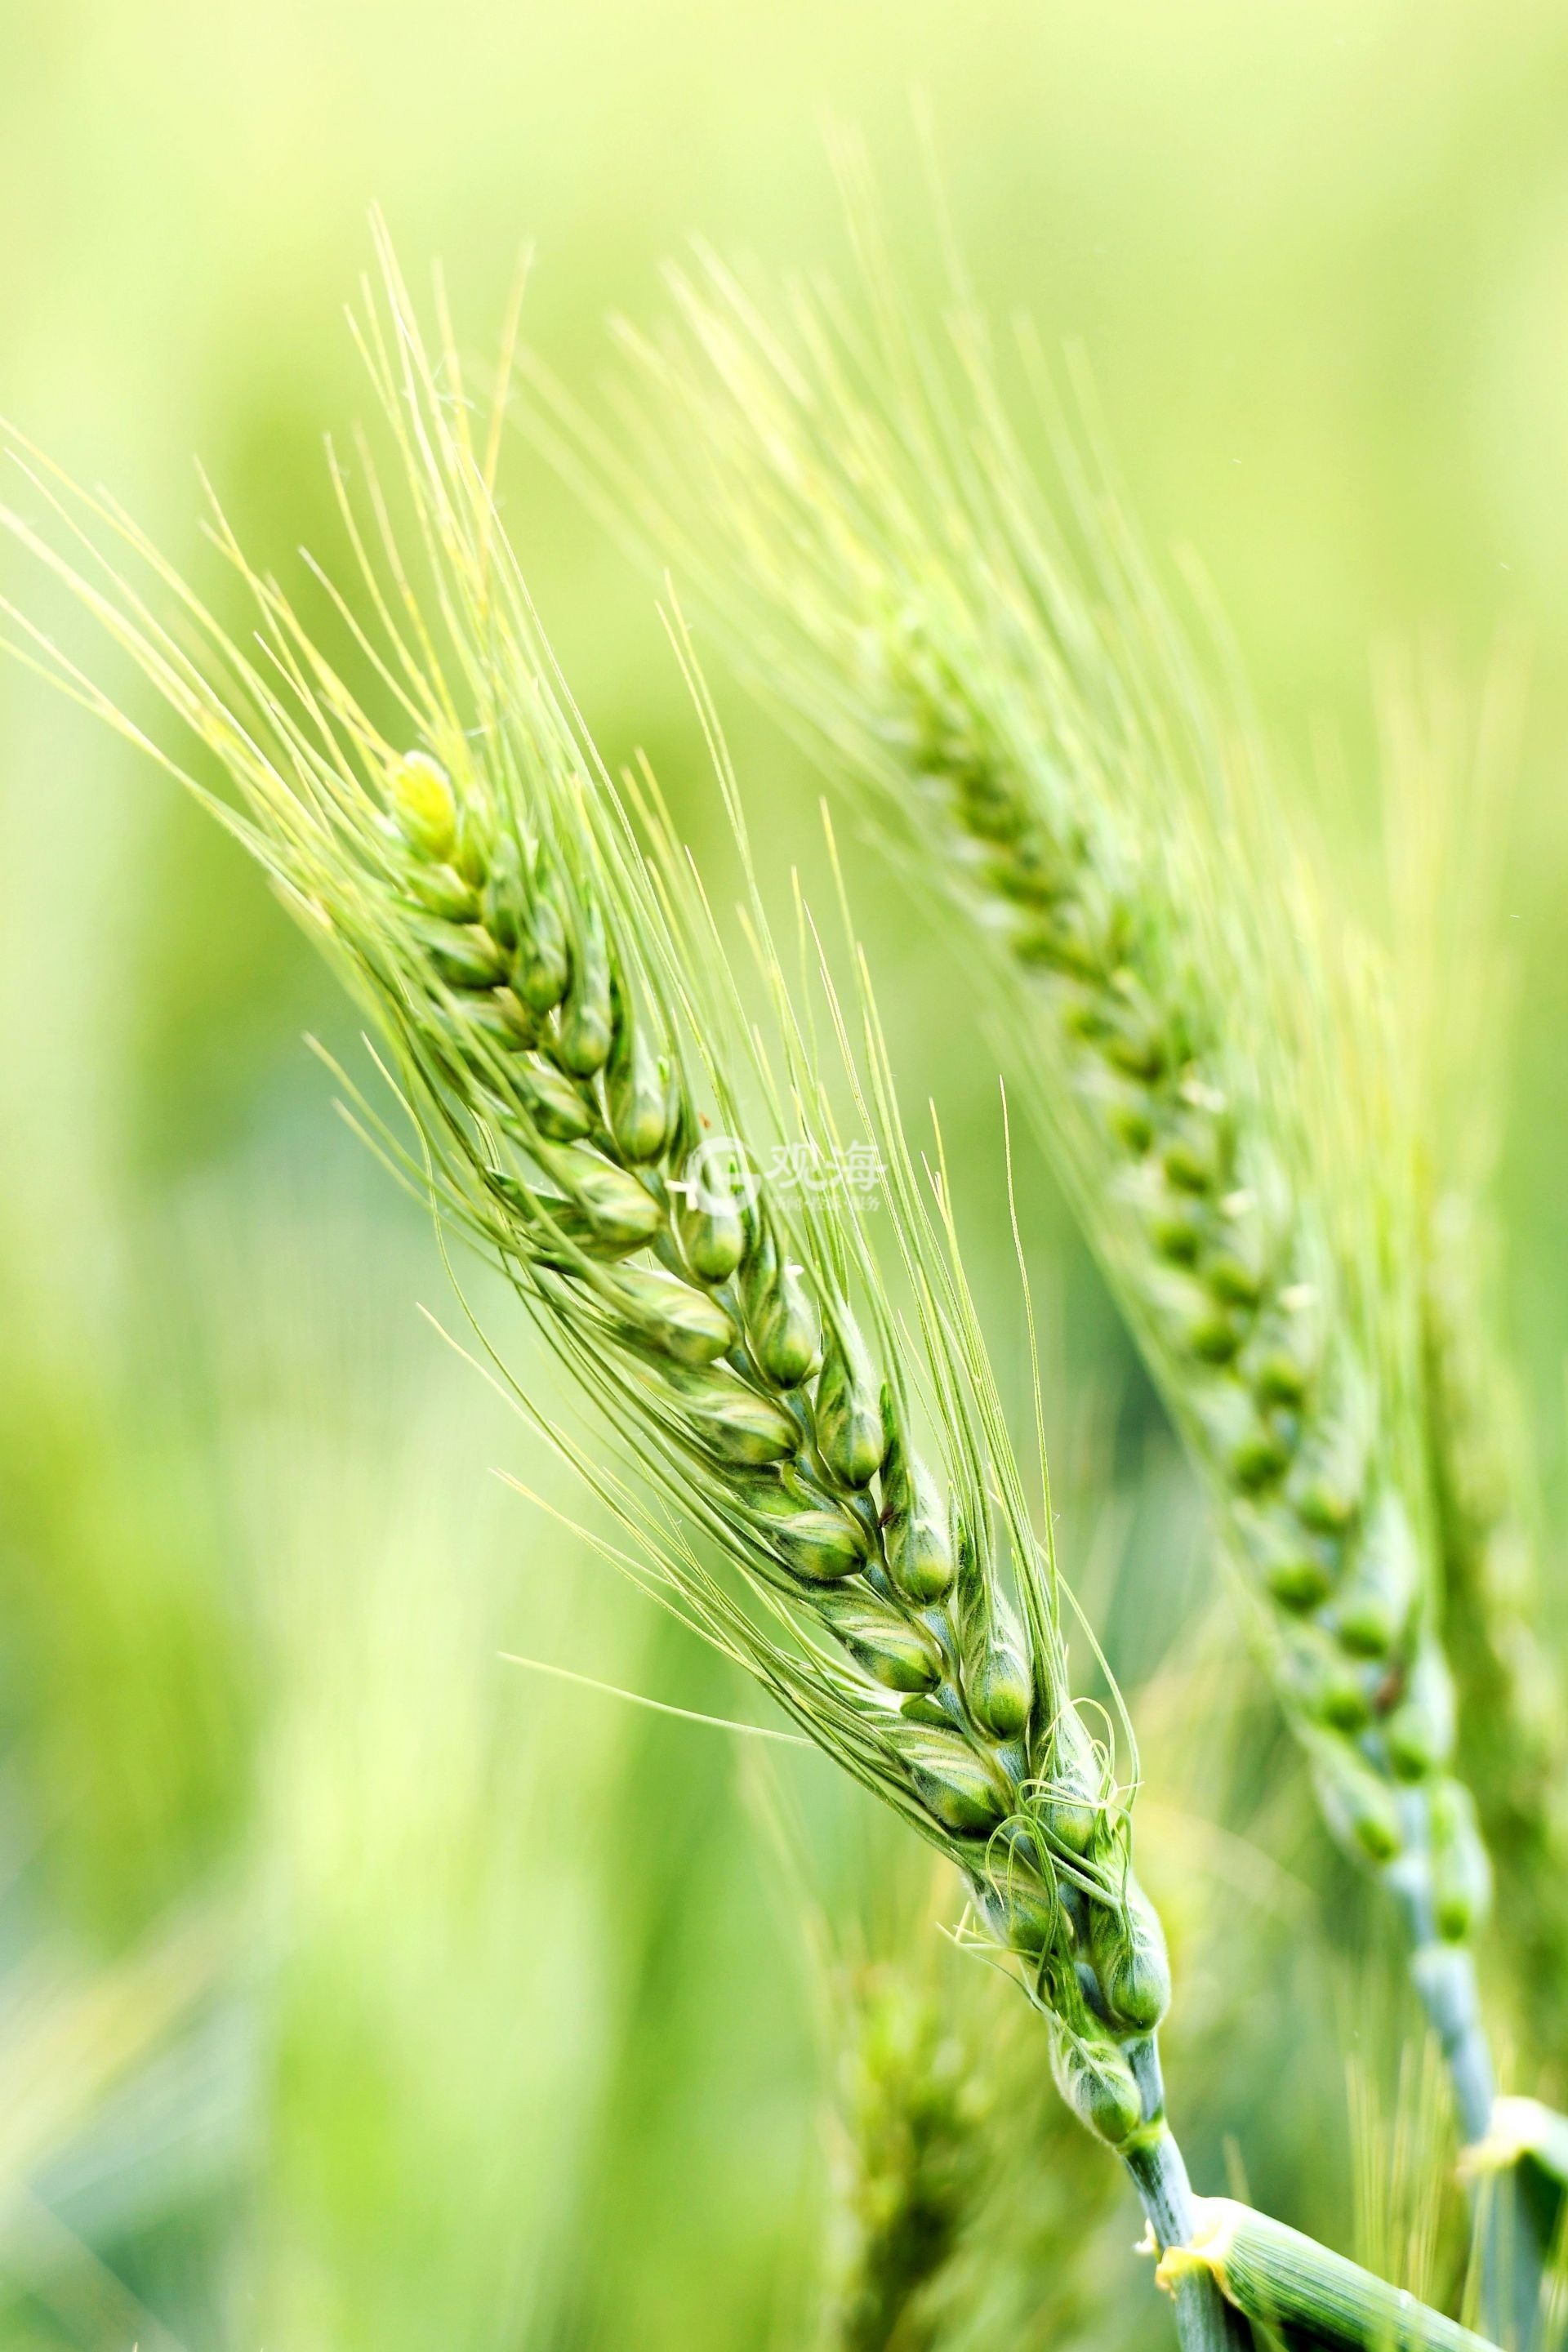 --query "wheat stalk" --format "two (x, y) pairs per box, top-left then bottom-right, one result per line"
(571, 236), (1512, 2164)
(1161, 2201), (1500, 2351)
